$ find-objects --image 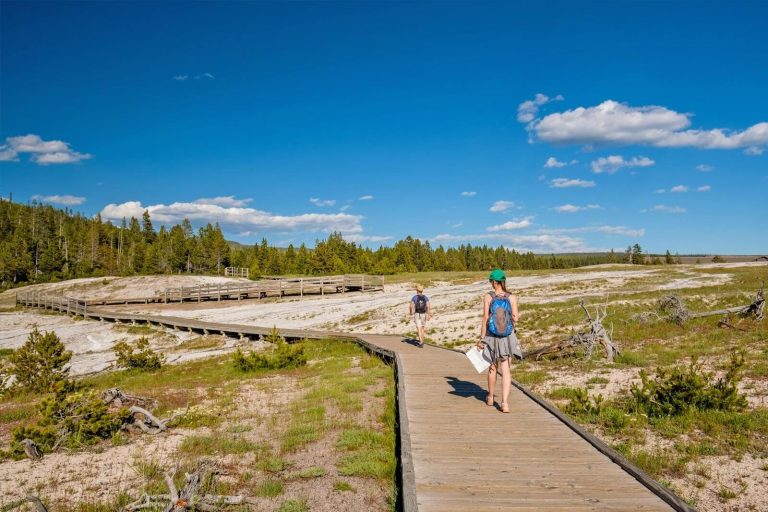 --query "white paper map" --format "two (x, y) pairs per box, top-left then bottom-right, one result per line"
(466, 346), (492, 373)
